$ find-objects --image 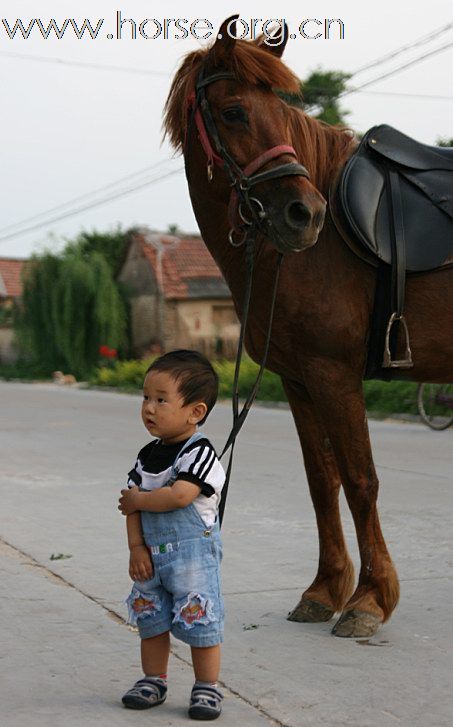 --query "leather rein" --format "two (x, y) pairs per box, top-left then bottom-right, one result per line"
(184, 68), (310, 524)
